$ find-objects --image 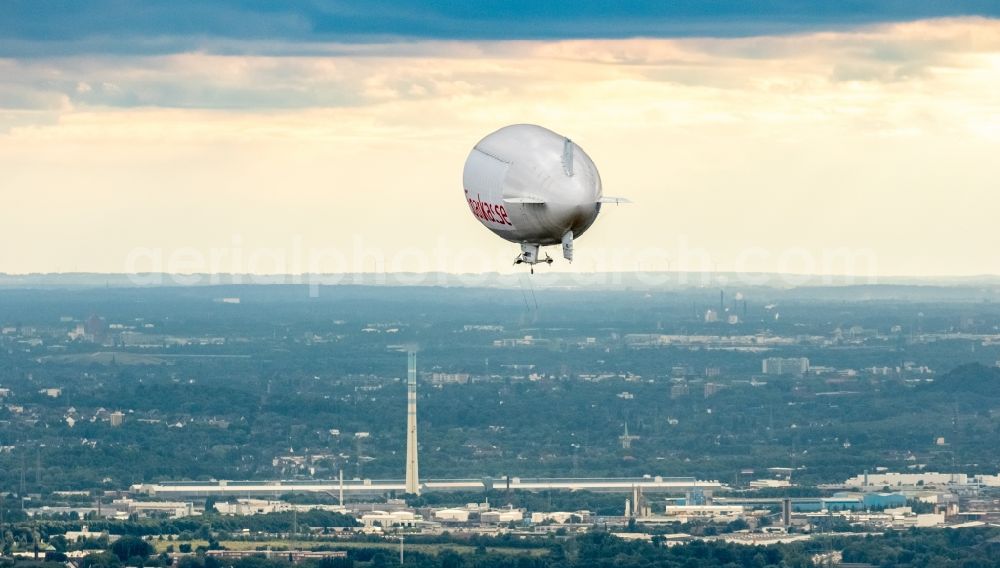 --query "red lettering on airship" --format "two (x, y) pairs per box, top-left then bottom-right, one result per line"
(465, 190), (513, 226)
